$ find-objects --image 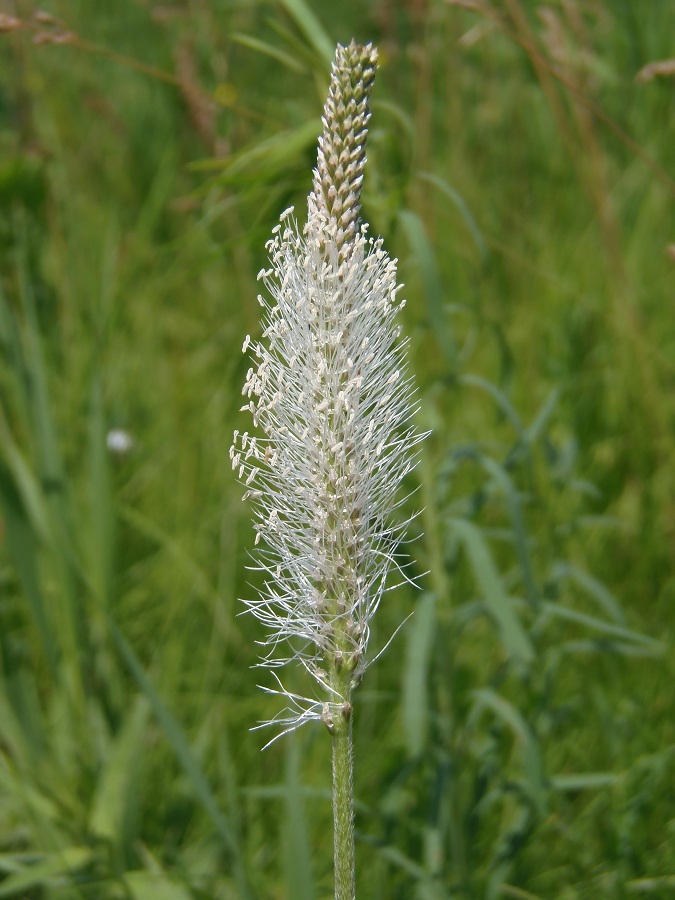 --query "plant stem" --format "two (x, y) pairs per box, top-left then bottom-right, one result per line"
(332, 698), (355, 900)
